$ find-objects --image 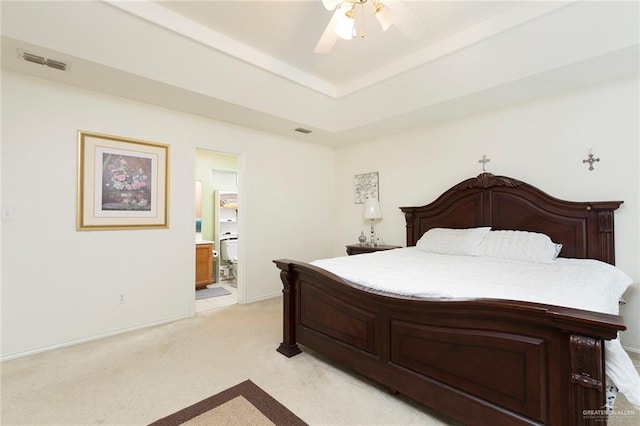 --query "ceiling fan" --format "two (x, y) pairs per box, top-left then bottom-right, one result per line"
(315, 0), (425, 54)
